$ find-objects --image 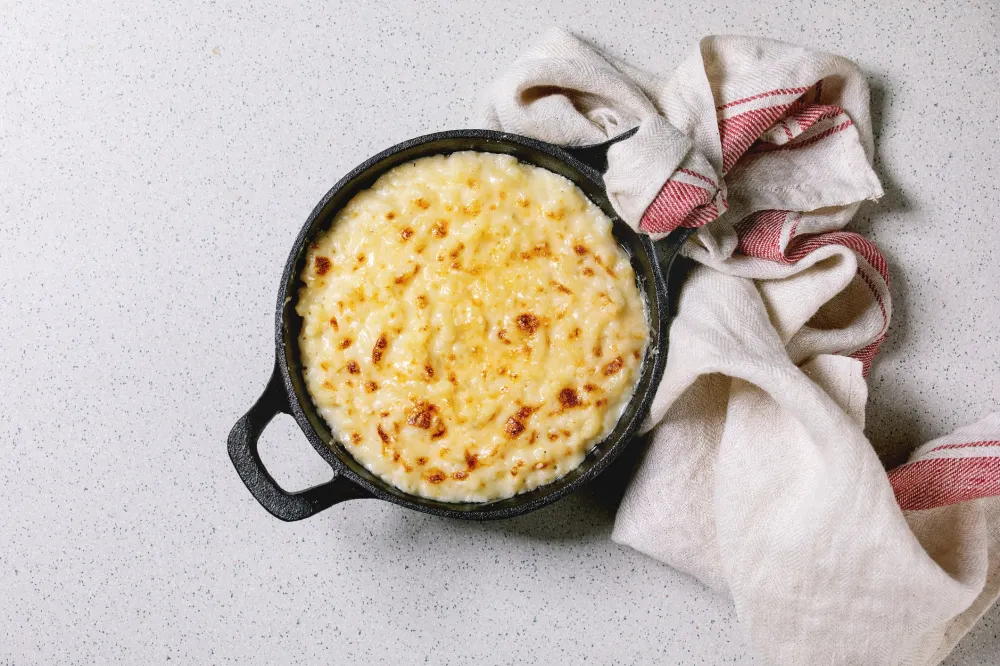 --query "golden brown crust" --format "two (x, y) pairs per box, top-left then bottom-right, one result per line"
(372, 334), (387, 364)
(407, 402), (438, 429)
(516, 313), (540, 335)
(603, 356), (624, 376)
(558, 388), (580, 408)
